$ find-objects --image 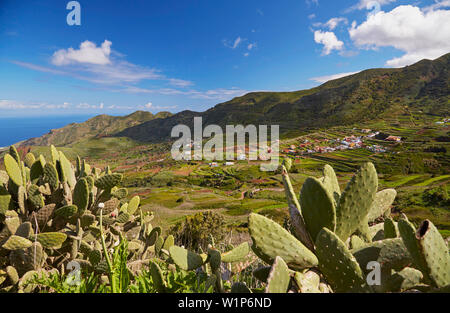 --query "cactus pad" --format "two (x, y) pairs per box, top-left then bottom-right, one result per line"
(4, 154), (23, 186)
(169, 245), (204, 270)
(221, 242), (250, 263)
(2, 235), (33, 250)
(335, 162), (378, 241)
(248, 213), (318, 270)
(300, 177), (336, 240)
(265, 256), (290, 293)
(95, 174), (123, 190)
(315, 228), (372, 293)
(31, 232), (67, 248)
